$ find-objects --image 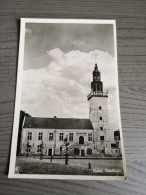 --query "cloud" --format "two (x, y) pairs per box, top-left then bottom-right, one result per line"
(21, 48), (119, 130)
